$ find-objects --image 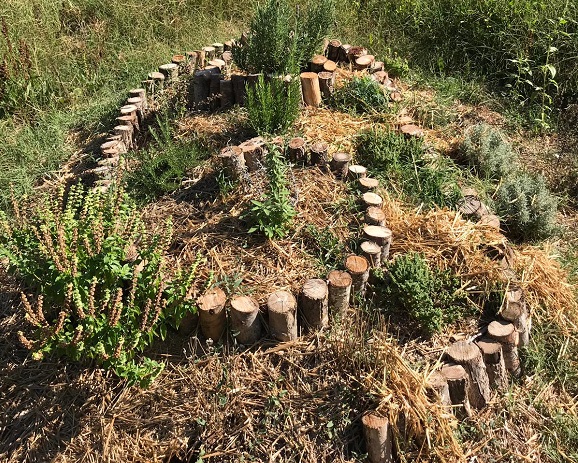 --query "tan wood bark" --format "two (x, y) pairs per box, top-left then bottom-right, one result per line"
(310, 141), (328, 167)
(488, 320), (521, 376)
(362, 413), (394, 463)
(363, 225), (392, 262)
(476, 338), (508, 391)
(300, 278), (329, 330)
(230, 295), (262, 345)
(288, 137), (307, 165)
(327, 270), (352, 316)
(446, 341), (491, 409)
(360, 241), (382, 268)
(345, 255), (370, 297)
(348, 164), (367, 179)
(329, 152), (351, 179)
(267, 290), (298, 341)
(441, 364), (473, 419)
(197, 288), (227, 342)
(300, 72), (322, 107)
